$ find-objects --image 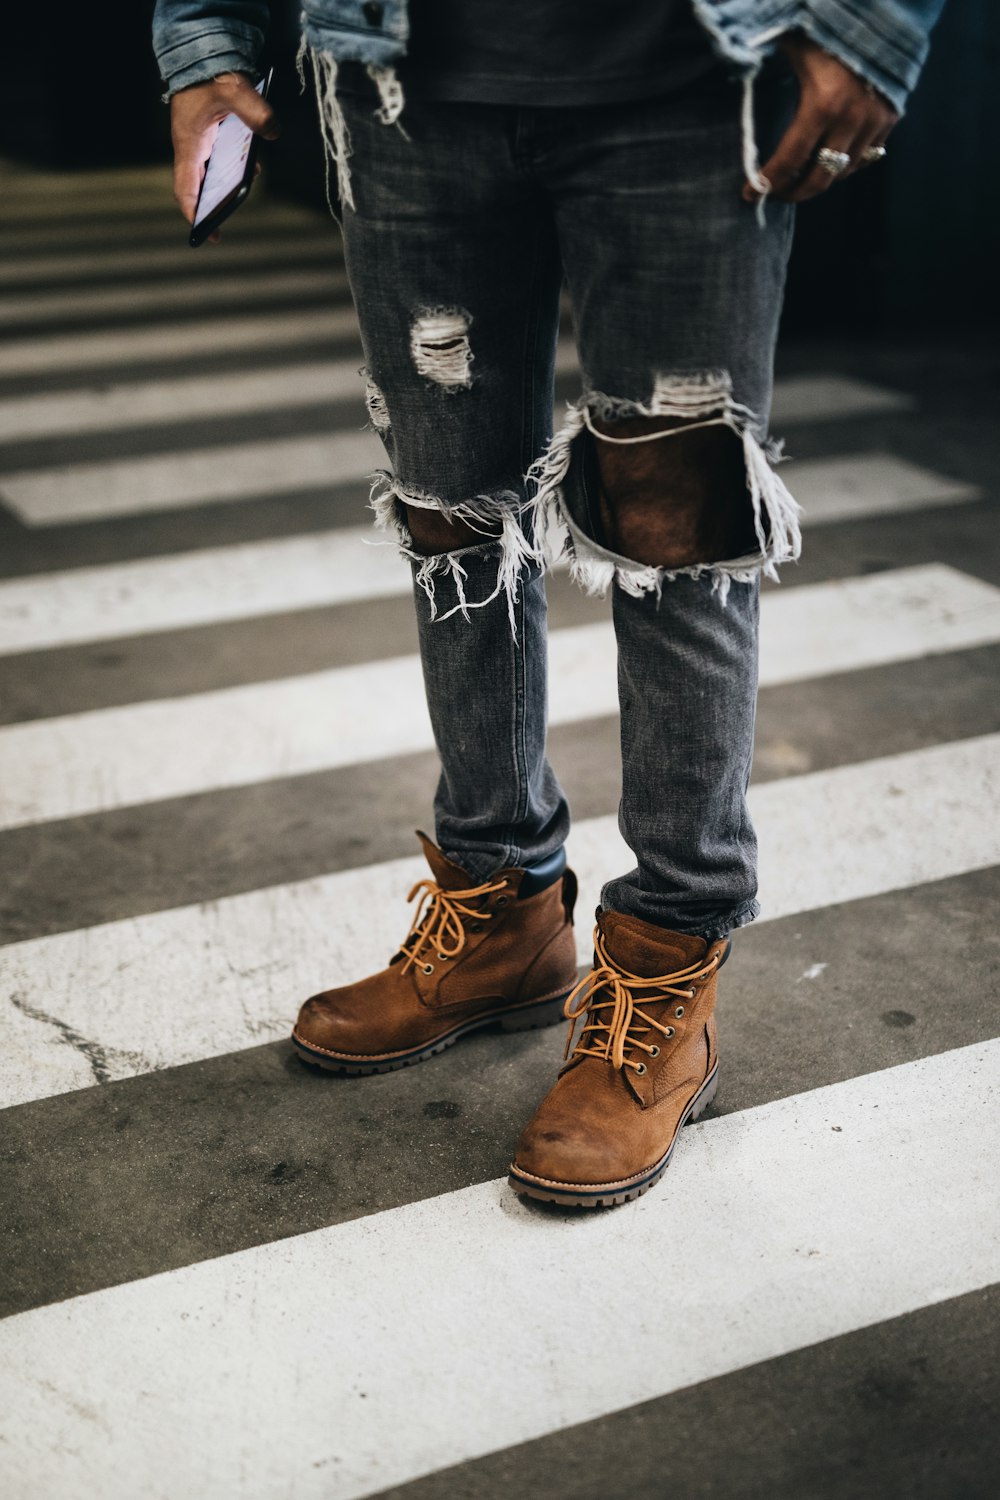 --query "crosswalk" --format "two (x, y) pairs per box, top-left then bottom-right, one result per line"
(2, 1041), (995, 1499)
(3, 733), (998, 1107)
(0, 305), (364, 377)
(3, 567), (999, 828)
(0, 359), (915, 442)
(1, 440), (979, 529)
(0, 157), (996, 1500)
(0, 266), (353, 331)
